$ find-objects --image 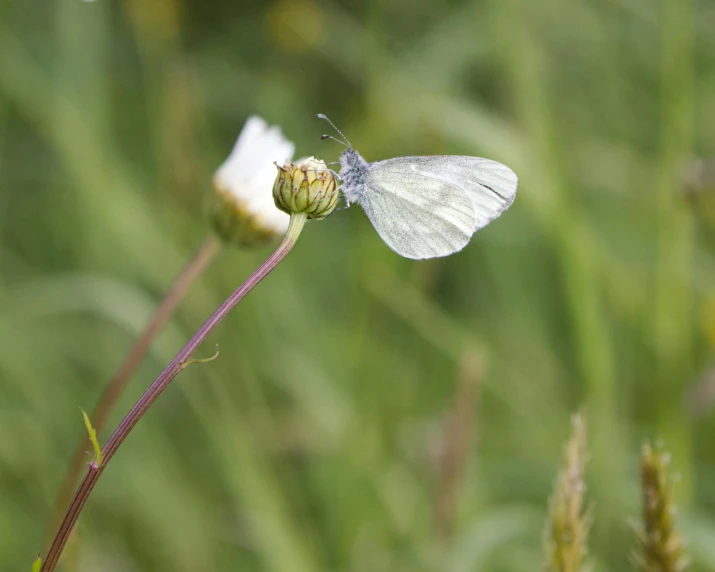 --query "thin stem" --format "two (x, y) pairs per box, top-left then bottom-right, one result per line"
(434, 349), (483, 545)
(48, 234), (221, 542)
(41, 213), (308, 572)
